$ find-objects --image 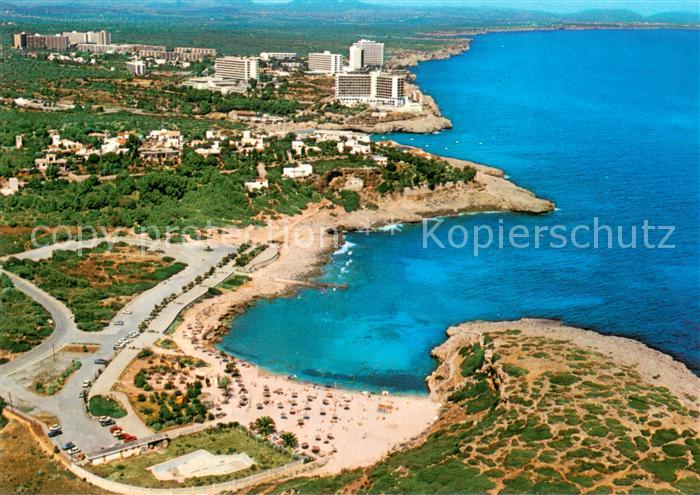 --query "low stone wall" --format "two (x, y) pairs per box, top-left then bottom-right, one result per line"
(4, 407), (325, 495)
(66, 458), (324, 495)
